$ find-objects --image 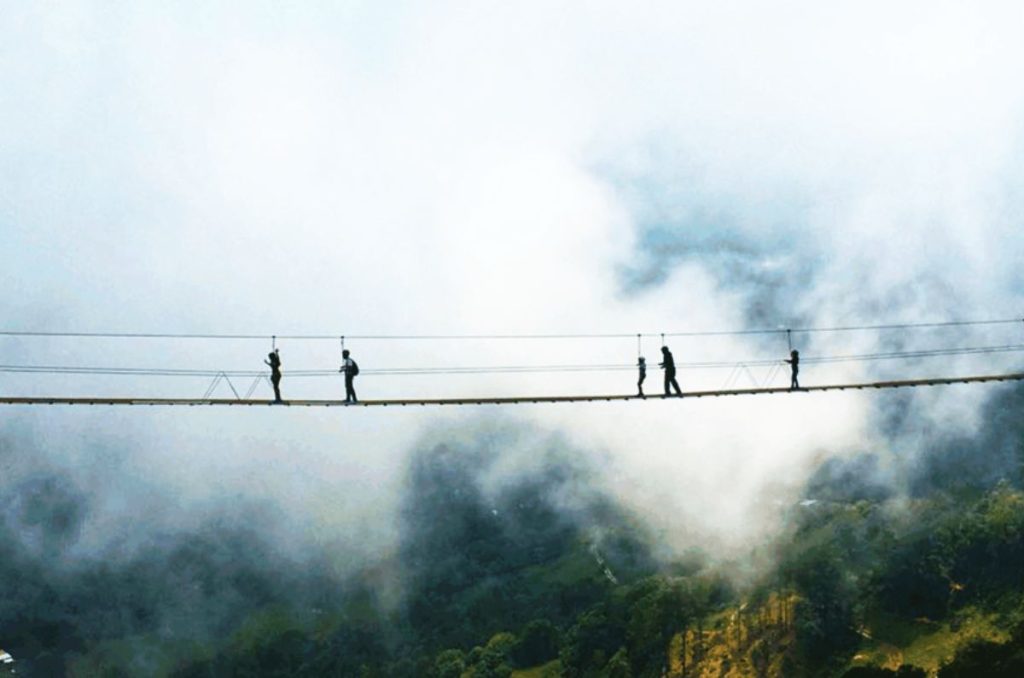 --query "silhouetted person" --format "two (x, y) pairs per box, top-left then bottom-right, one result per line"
(265, 349), (282, 402)
(659, 346), (682, 397)
(785, 349), (800, 390)
(637, 356), (647, 398)
(340, 349), (359, 403)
